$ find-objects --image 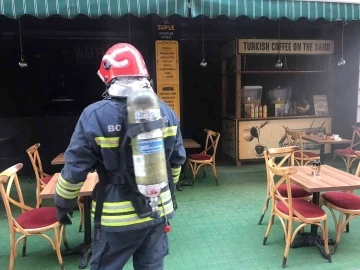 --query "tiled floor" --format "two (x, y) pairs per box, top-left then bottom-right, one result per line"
(1, 158), (360, 269)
